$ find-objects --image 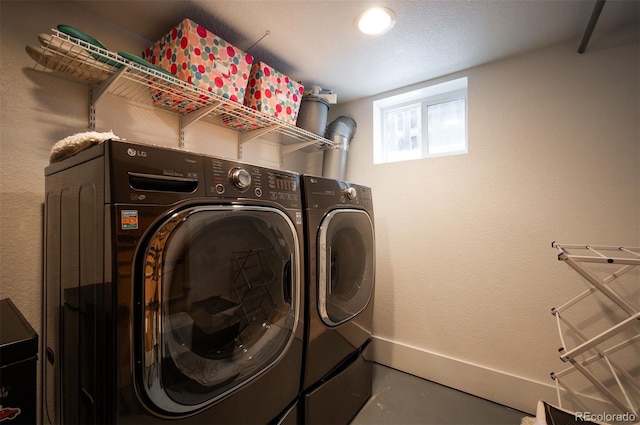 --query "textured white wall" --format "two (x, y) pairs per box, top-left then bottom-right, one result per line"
(334, 24), (639, 412)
